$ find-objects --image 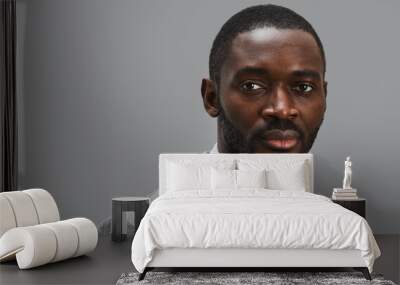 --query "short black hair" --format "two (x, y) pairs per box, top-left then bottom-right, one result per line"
(209, 4), (326, 88)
